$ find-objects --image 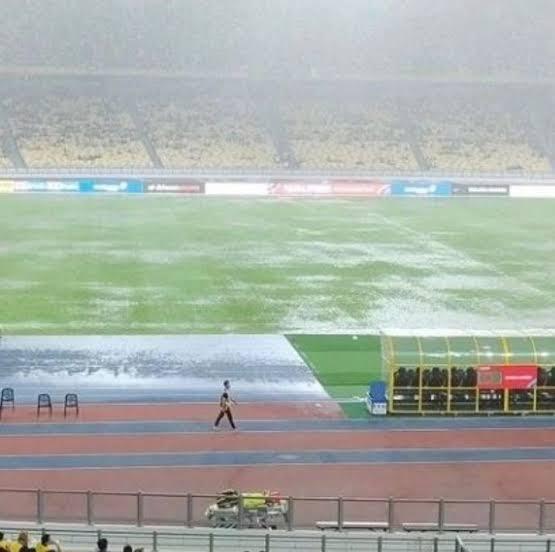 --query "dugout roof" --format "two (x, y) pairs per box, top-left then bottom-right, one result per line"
(382, 333), (555, 368)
